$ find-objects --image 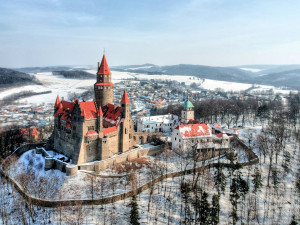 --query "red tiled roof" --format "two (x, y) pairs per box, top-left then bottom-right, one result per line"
(79, 101), (97, 120)
(121, 89), (130, 104)
(177, 124), (211, 138)
(86, 131), (98, 137)
(216, 133), (224, 138)
(31, 128), (38, 136)
(94, 82), (114, 86)
(20, 128), (28, 135)
(54, 103), (64, 117)
(97, 106), (103, 117)
(103, 126), (117, 135)
(103, 104), (121, 125)
(97, 54), (111, 75)
(215, 123), (221, 129)
(61, 100), (75, 113)
(66, 123), (71, 129)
